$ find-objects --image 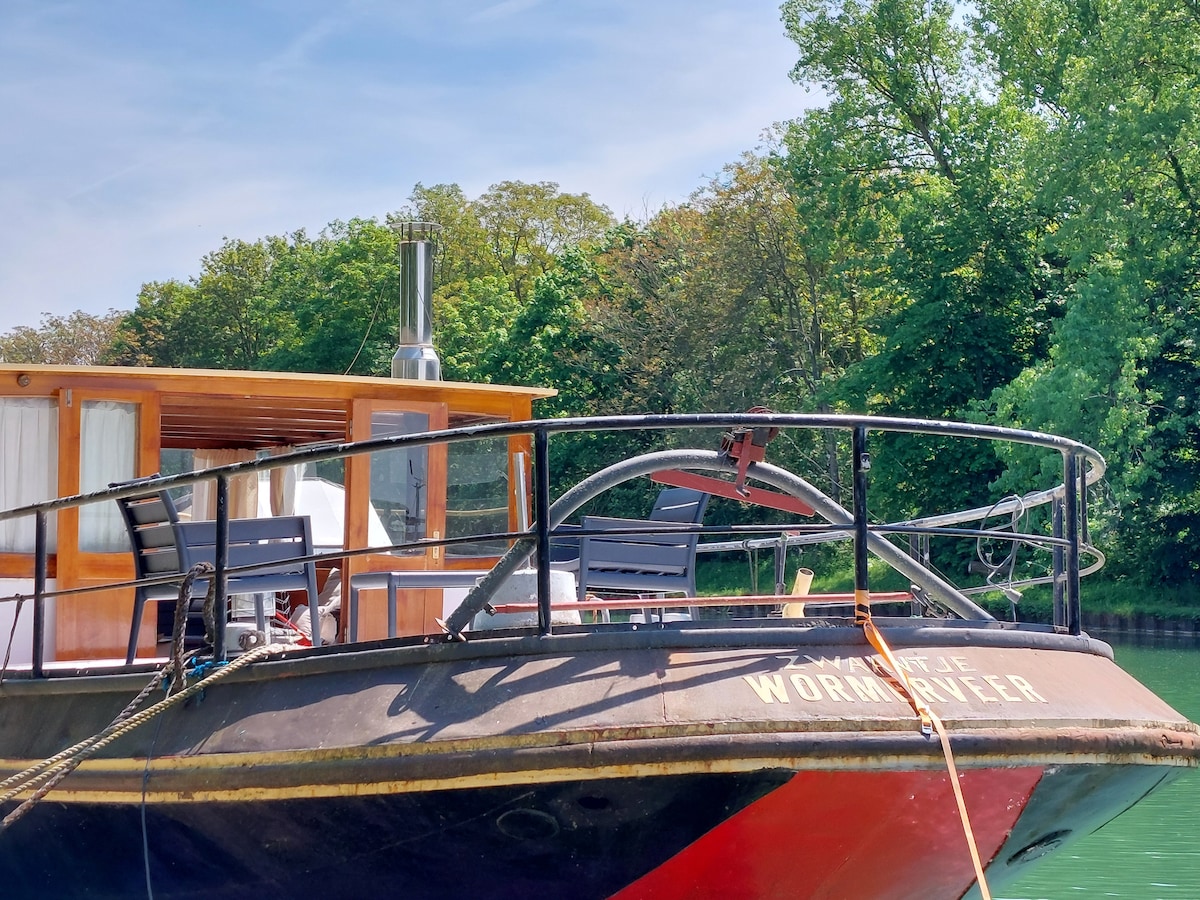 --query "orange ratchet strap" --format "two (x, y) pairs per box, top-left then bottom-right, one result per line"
(859, 606), (994, 900)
